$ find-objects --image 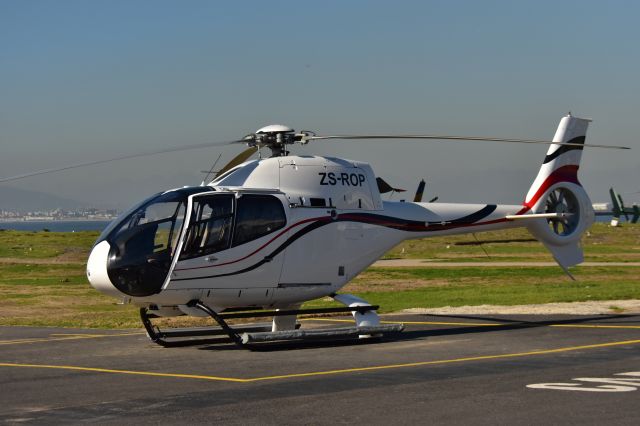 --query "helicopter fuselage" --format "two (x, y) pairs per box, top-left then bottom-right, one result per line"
(87, 155), (527, 315)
